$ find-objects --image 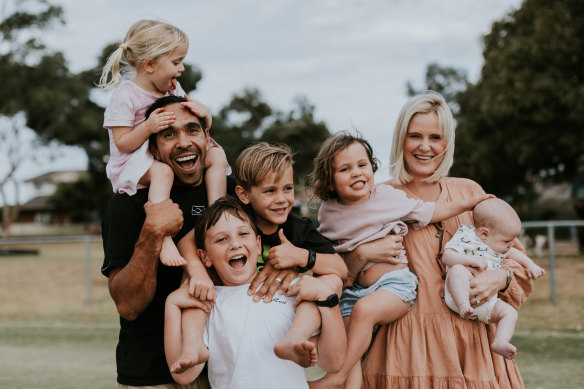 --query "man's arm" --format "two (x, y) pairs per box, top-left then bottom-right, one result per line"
(108, 199), (183, 320)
